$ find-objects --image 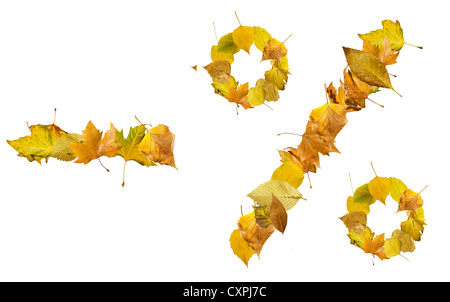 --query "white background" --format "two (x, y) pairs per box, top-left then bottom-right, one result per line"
(0, 0), (448, 281)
